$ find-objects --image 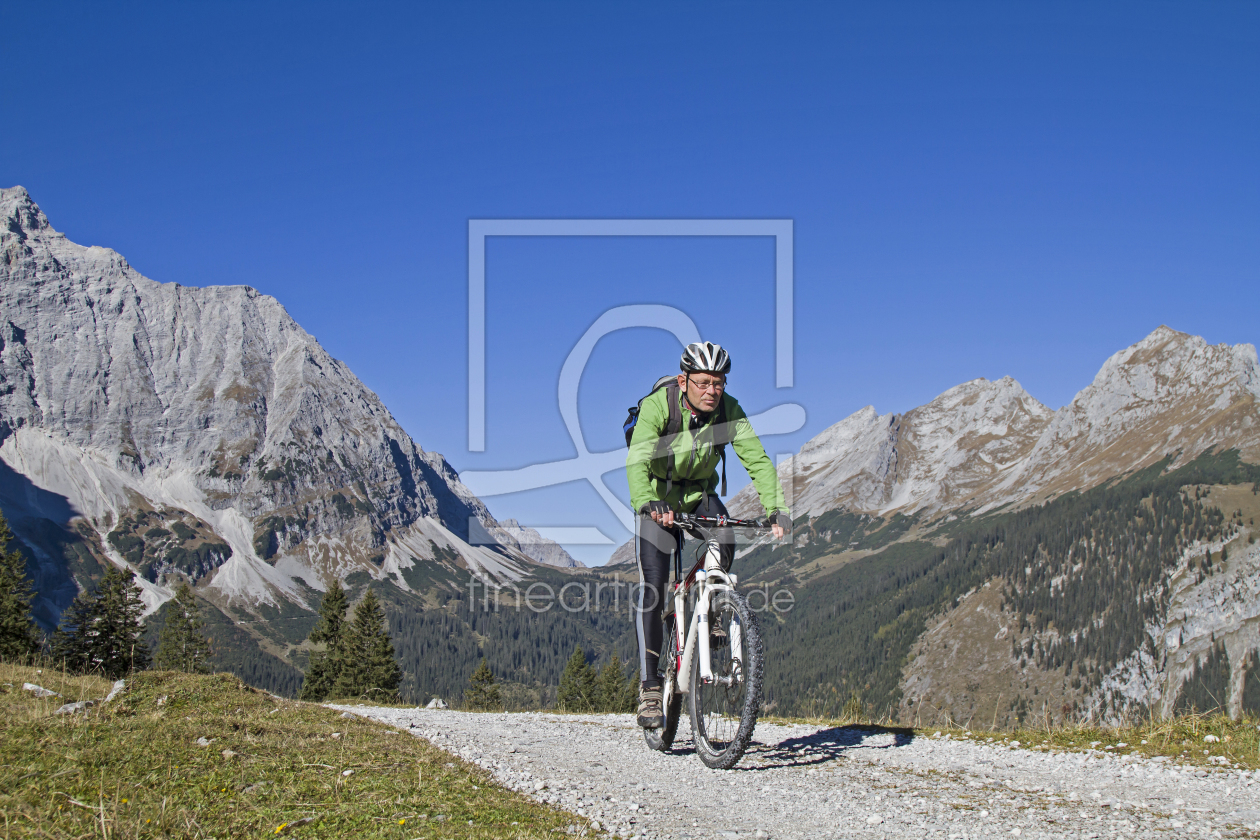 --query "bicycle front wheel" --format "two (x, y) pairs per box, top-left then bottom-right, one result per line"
(643, 615), (683, 751)
(688, 589), (763, 769)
